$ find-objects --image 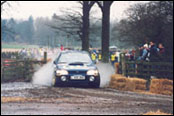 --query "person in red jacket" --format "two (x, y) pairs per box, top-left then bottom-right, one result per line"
(60, 45), (64, 51)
